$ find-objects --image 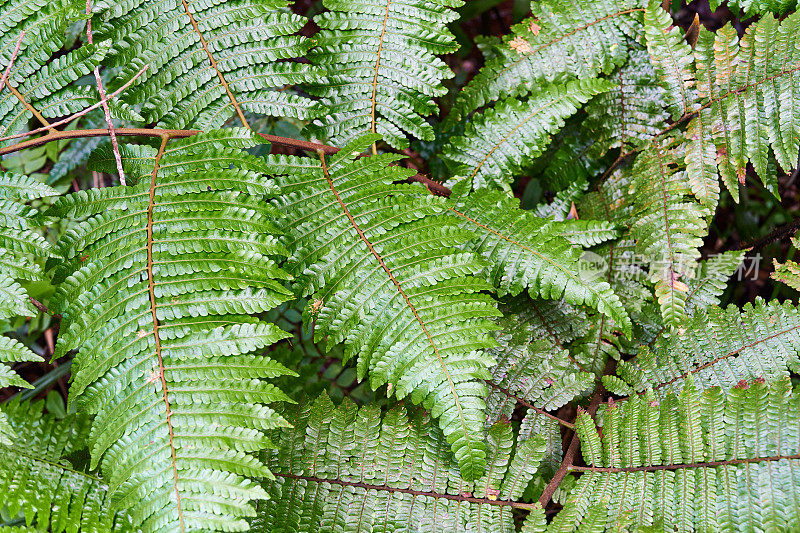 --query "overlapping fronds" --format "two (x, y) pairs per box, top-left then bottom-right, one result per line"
(628, 135), (710, 327)
(95, 0), (314, 129)
(710, 0), (797, 16)
(684, 250), (744, 316)
(0, 400), (130, 532)
(45, 130), (297, 532)
(486, 297), (593, 424)
(272, 133), (501, 480)
(444, 0), (645, 128)
(685, 13), (800, 201)
(306, 0), (462, 149)
(441, 79), (612, 190)
(0, 173), (56, 391)
(255, 393), (547, 533)
(554, 378), (800, 531)
(772, 236), (800, 290)
(584, 48), (669, 152)
(644, 0), (697, 120)
(612, 299), (800, 398)
(0, 0), (109, 143)
(447, 181), (632, 335)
